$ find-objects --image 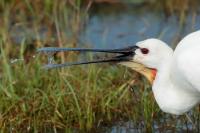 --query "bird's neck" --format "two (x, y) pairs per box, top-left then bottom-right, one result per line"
(153, 58), (172, 88)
